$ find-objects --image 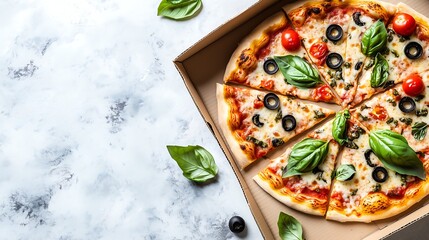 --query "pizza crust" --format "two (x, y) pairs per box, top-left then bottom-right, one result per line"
(216, 83), (253, 169)
(253, 173), (326, 216)
(223, 12), (288, 83)
(326, 181), (429, 222)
